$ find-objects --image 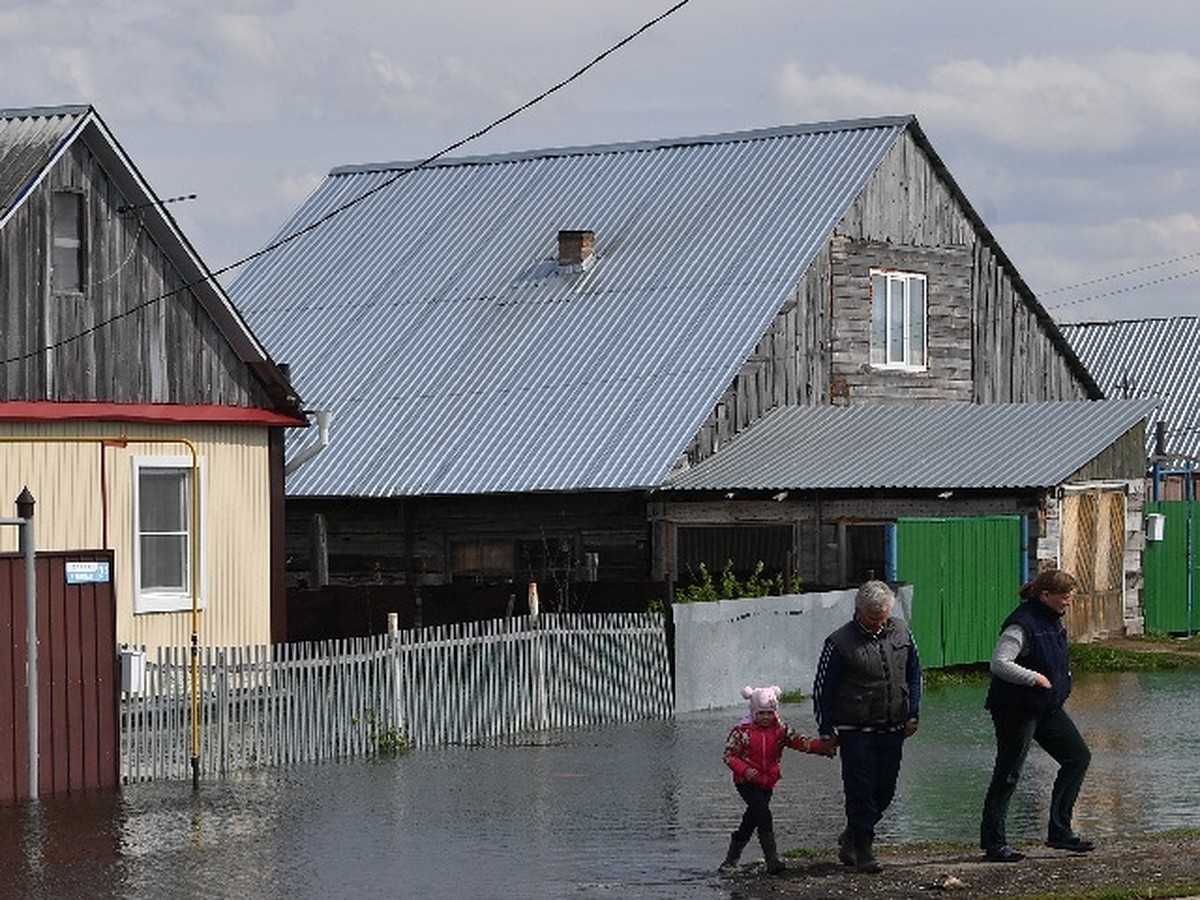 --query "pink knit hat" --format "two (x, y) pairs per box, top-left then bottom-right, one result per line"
(742, 685), (781, 716)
